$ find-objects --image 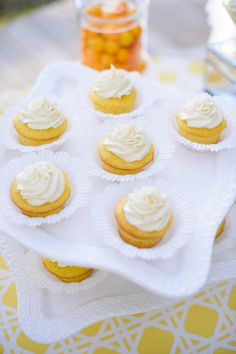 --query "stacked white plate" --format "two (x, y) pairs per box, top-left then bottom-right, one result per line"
(0, 62), (235, 343)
